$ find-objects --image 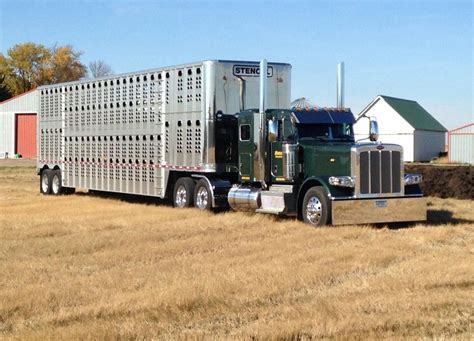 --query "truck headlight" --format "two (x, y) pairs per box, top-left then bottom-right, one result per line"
(329, 176), (355, 188)
(404, 173), (422, 185)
